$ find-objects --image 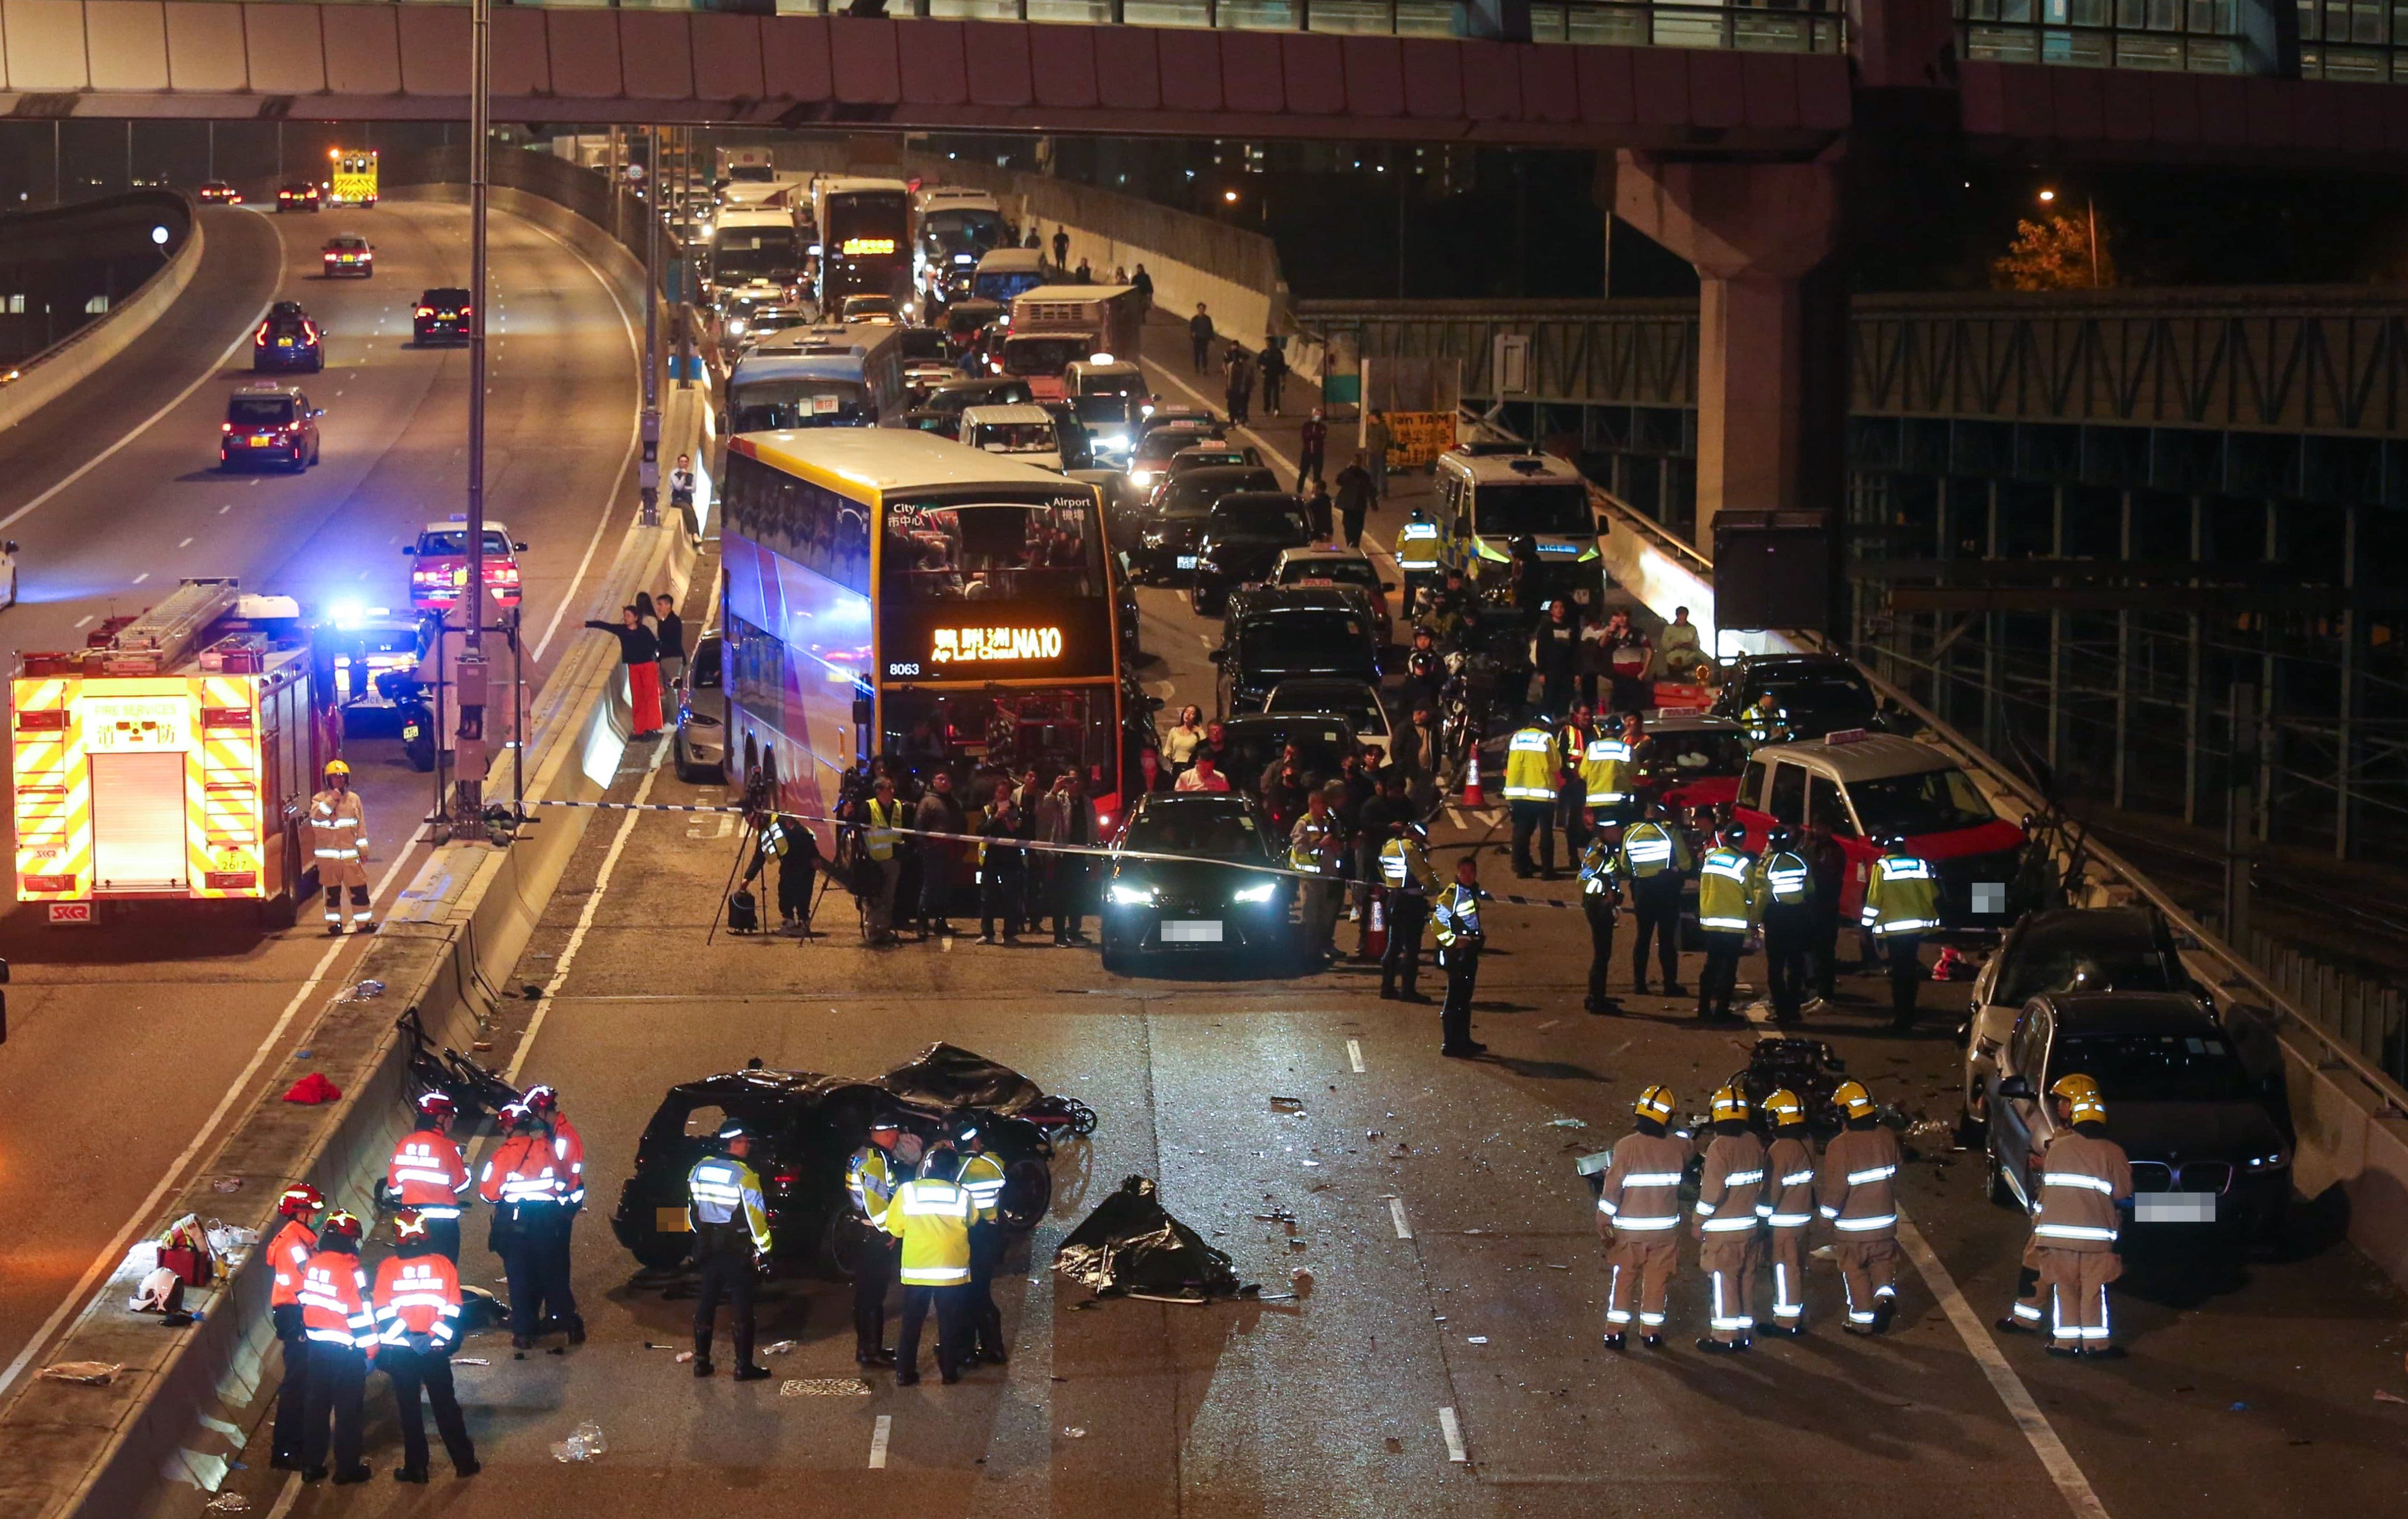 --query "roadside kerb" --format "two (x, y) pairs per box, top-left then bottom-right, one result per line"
(0, 192), (202, 437)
